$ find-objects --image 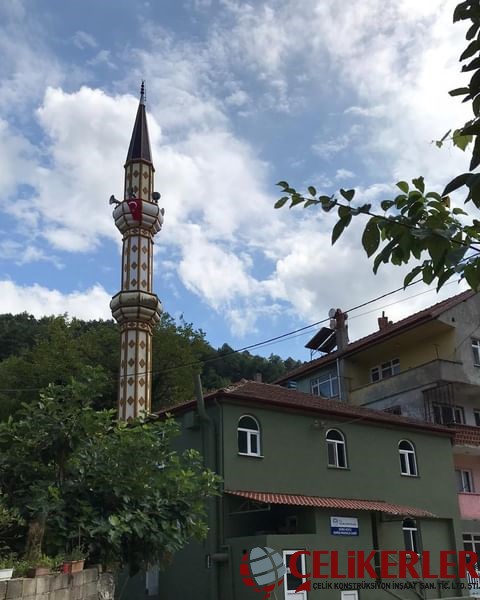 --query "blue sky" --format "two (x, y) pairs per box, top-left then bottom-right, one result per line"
(0, 0), (474, 360)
